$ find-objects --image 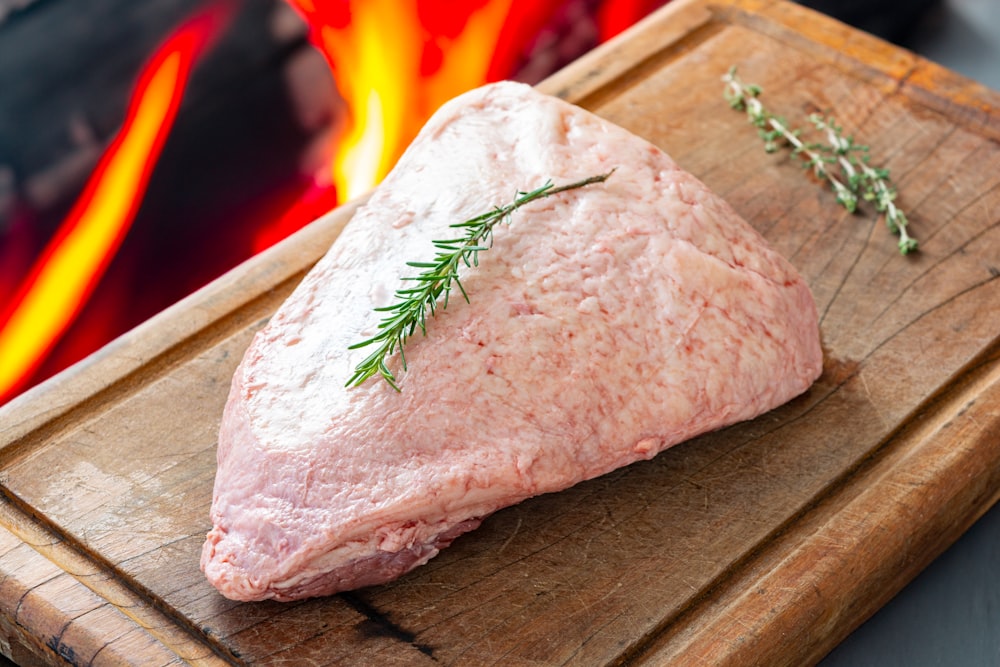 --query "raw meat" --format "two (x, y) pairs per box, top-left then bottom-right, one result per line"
(201, 81), (823, 602)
